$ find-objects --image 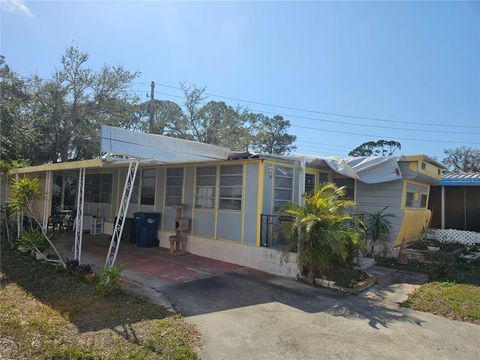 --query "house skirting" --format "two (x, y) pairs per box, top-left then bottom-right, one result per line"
(157, 231), (298, 278)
